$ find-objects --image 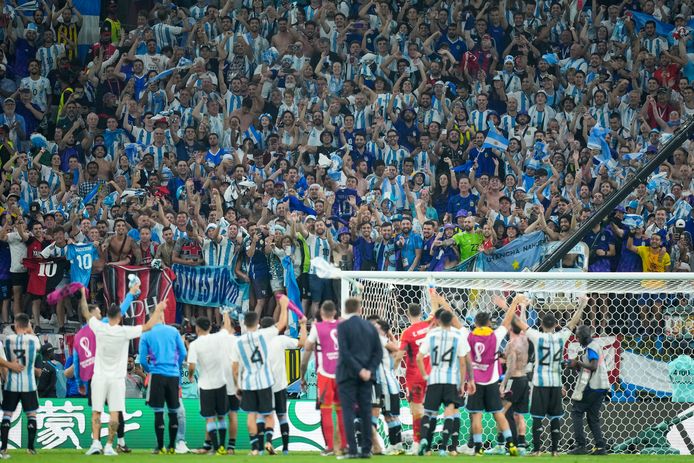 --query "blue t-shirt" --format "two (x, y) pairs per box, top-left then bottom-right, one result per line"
(398, 232), (423, 269)
(139, 324), (187, 378)
(66, 243), (100, 286)
(0, 241), (10, 281)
